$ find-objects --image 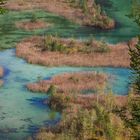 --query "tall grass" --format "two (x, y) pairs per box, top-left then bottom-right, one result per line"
(16, 36), (133, 67)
